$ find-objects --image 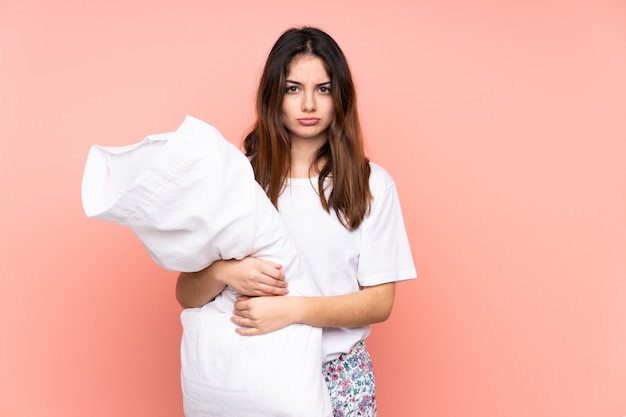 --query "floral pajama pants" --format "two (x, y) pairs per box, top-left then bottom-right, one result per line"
(322, 341), (377, 417)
